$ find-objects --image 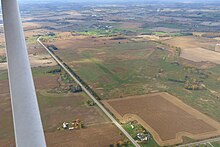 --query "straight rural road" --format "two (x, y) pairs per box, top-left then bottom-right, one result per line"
(37, 37), (140, 147)
(177, 137), (220, 147)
